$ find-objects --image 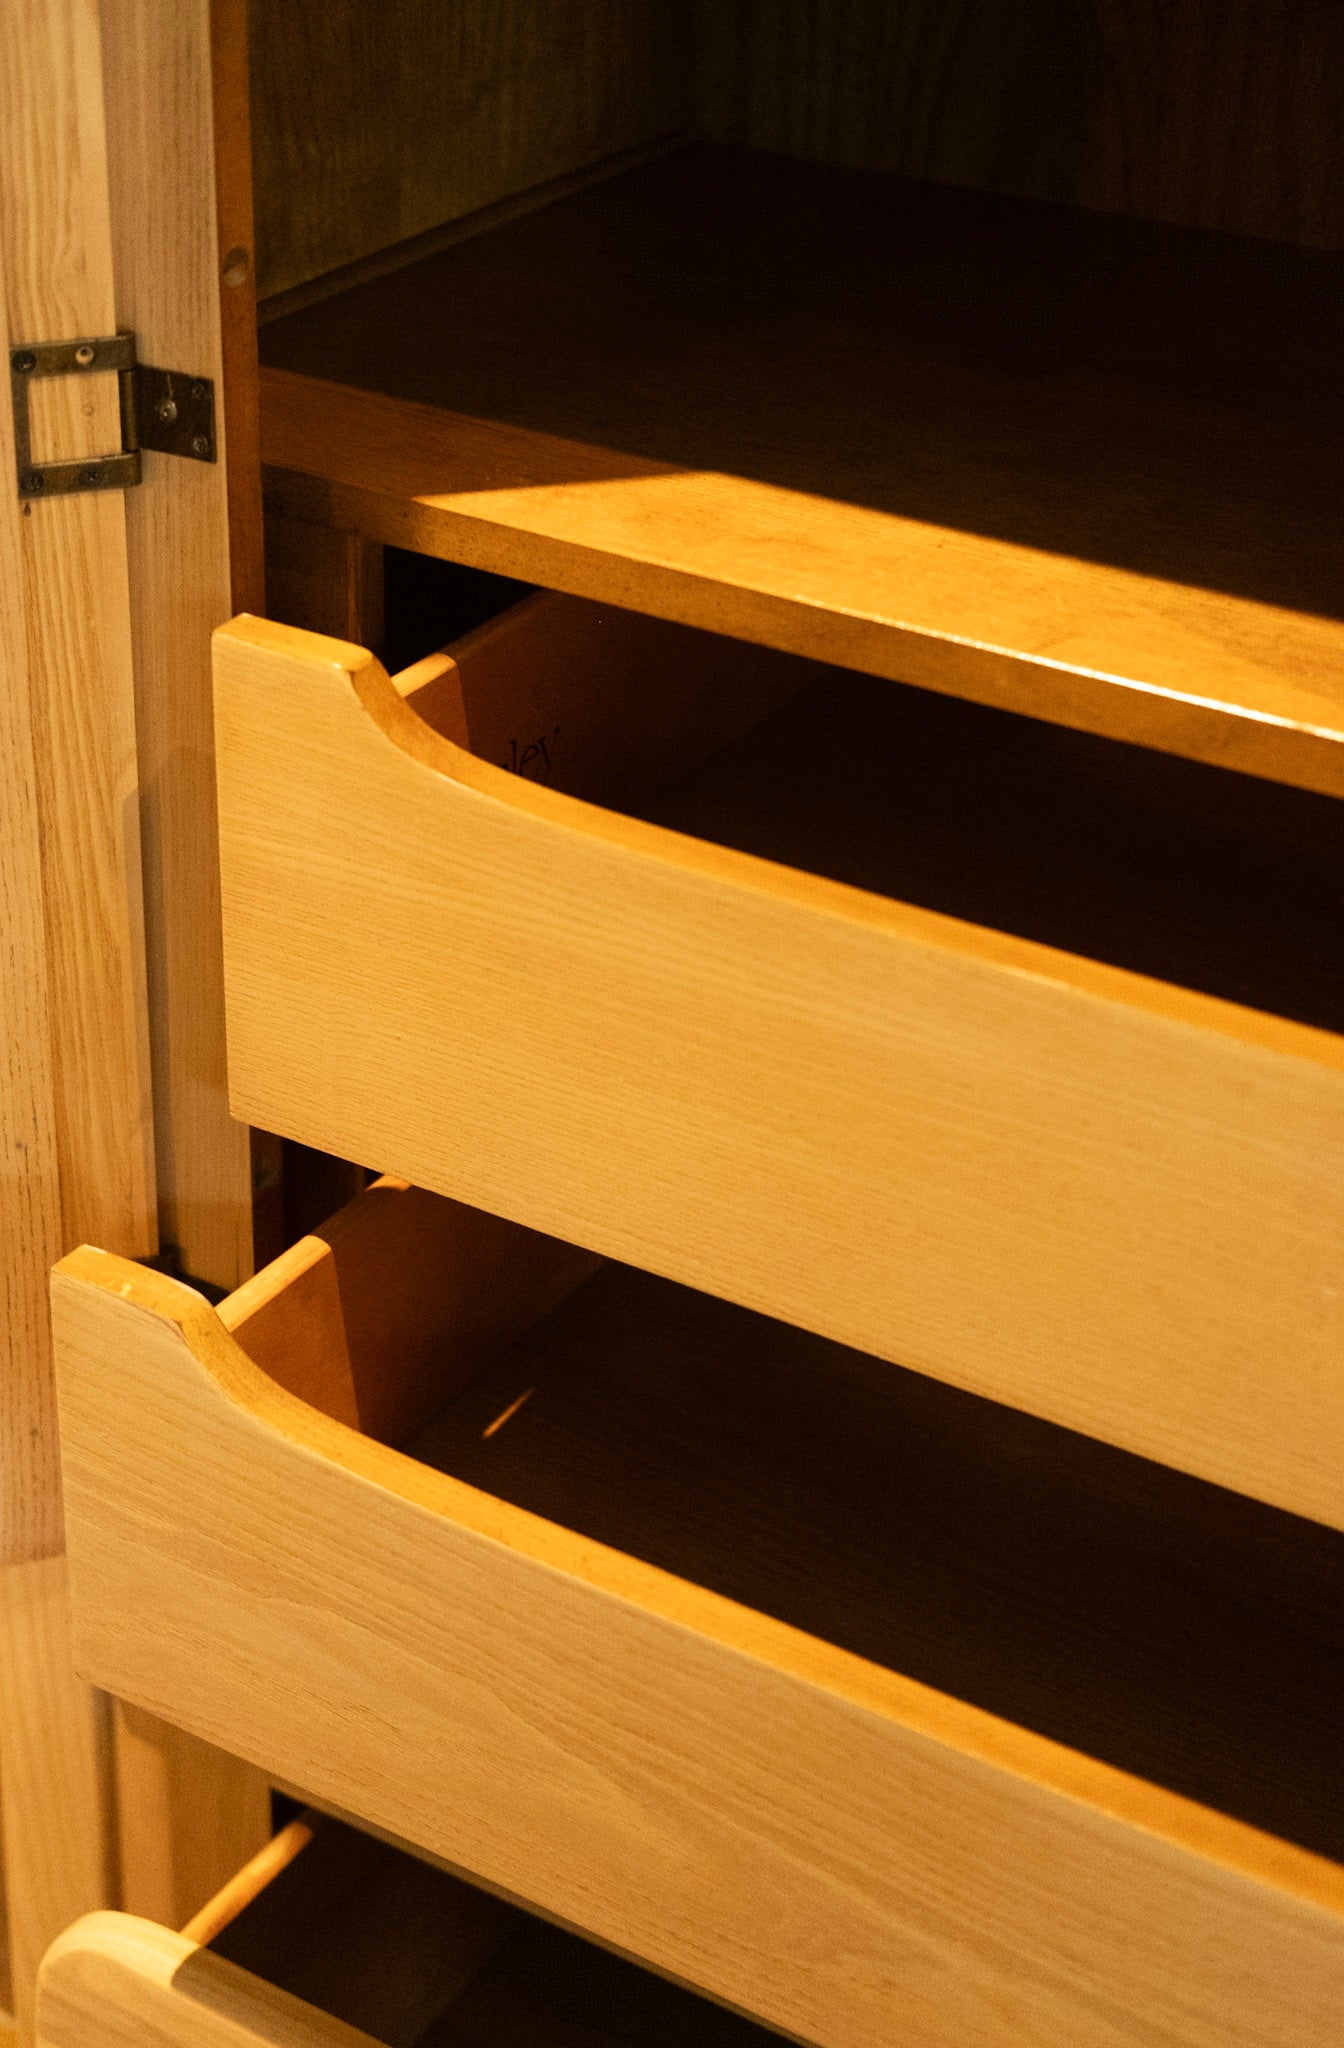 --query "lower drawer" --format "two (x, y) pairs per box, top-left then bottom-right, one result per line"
(39, 1814), (771, 2048)
(53, 1181), (1344, 2048)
